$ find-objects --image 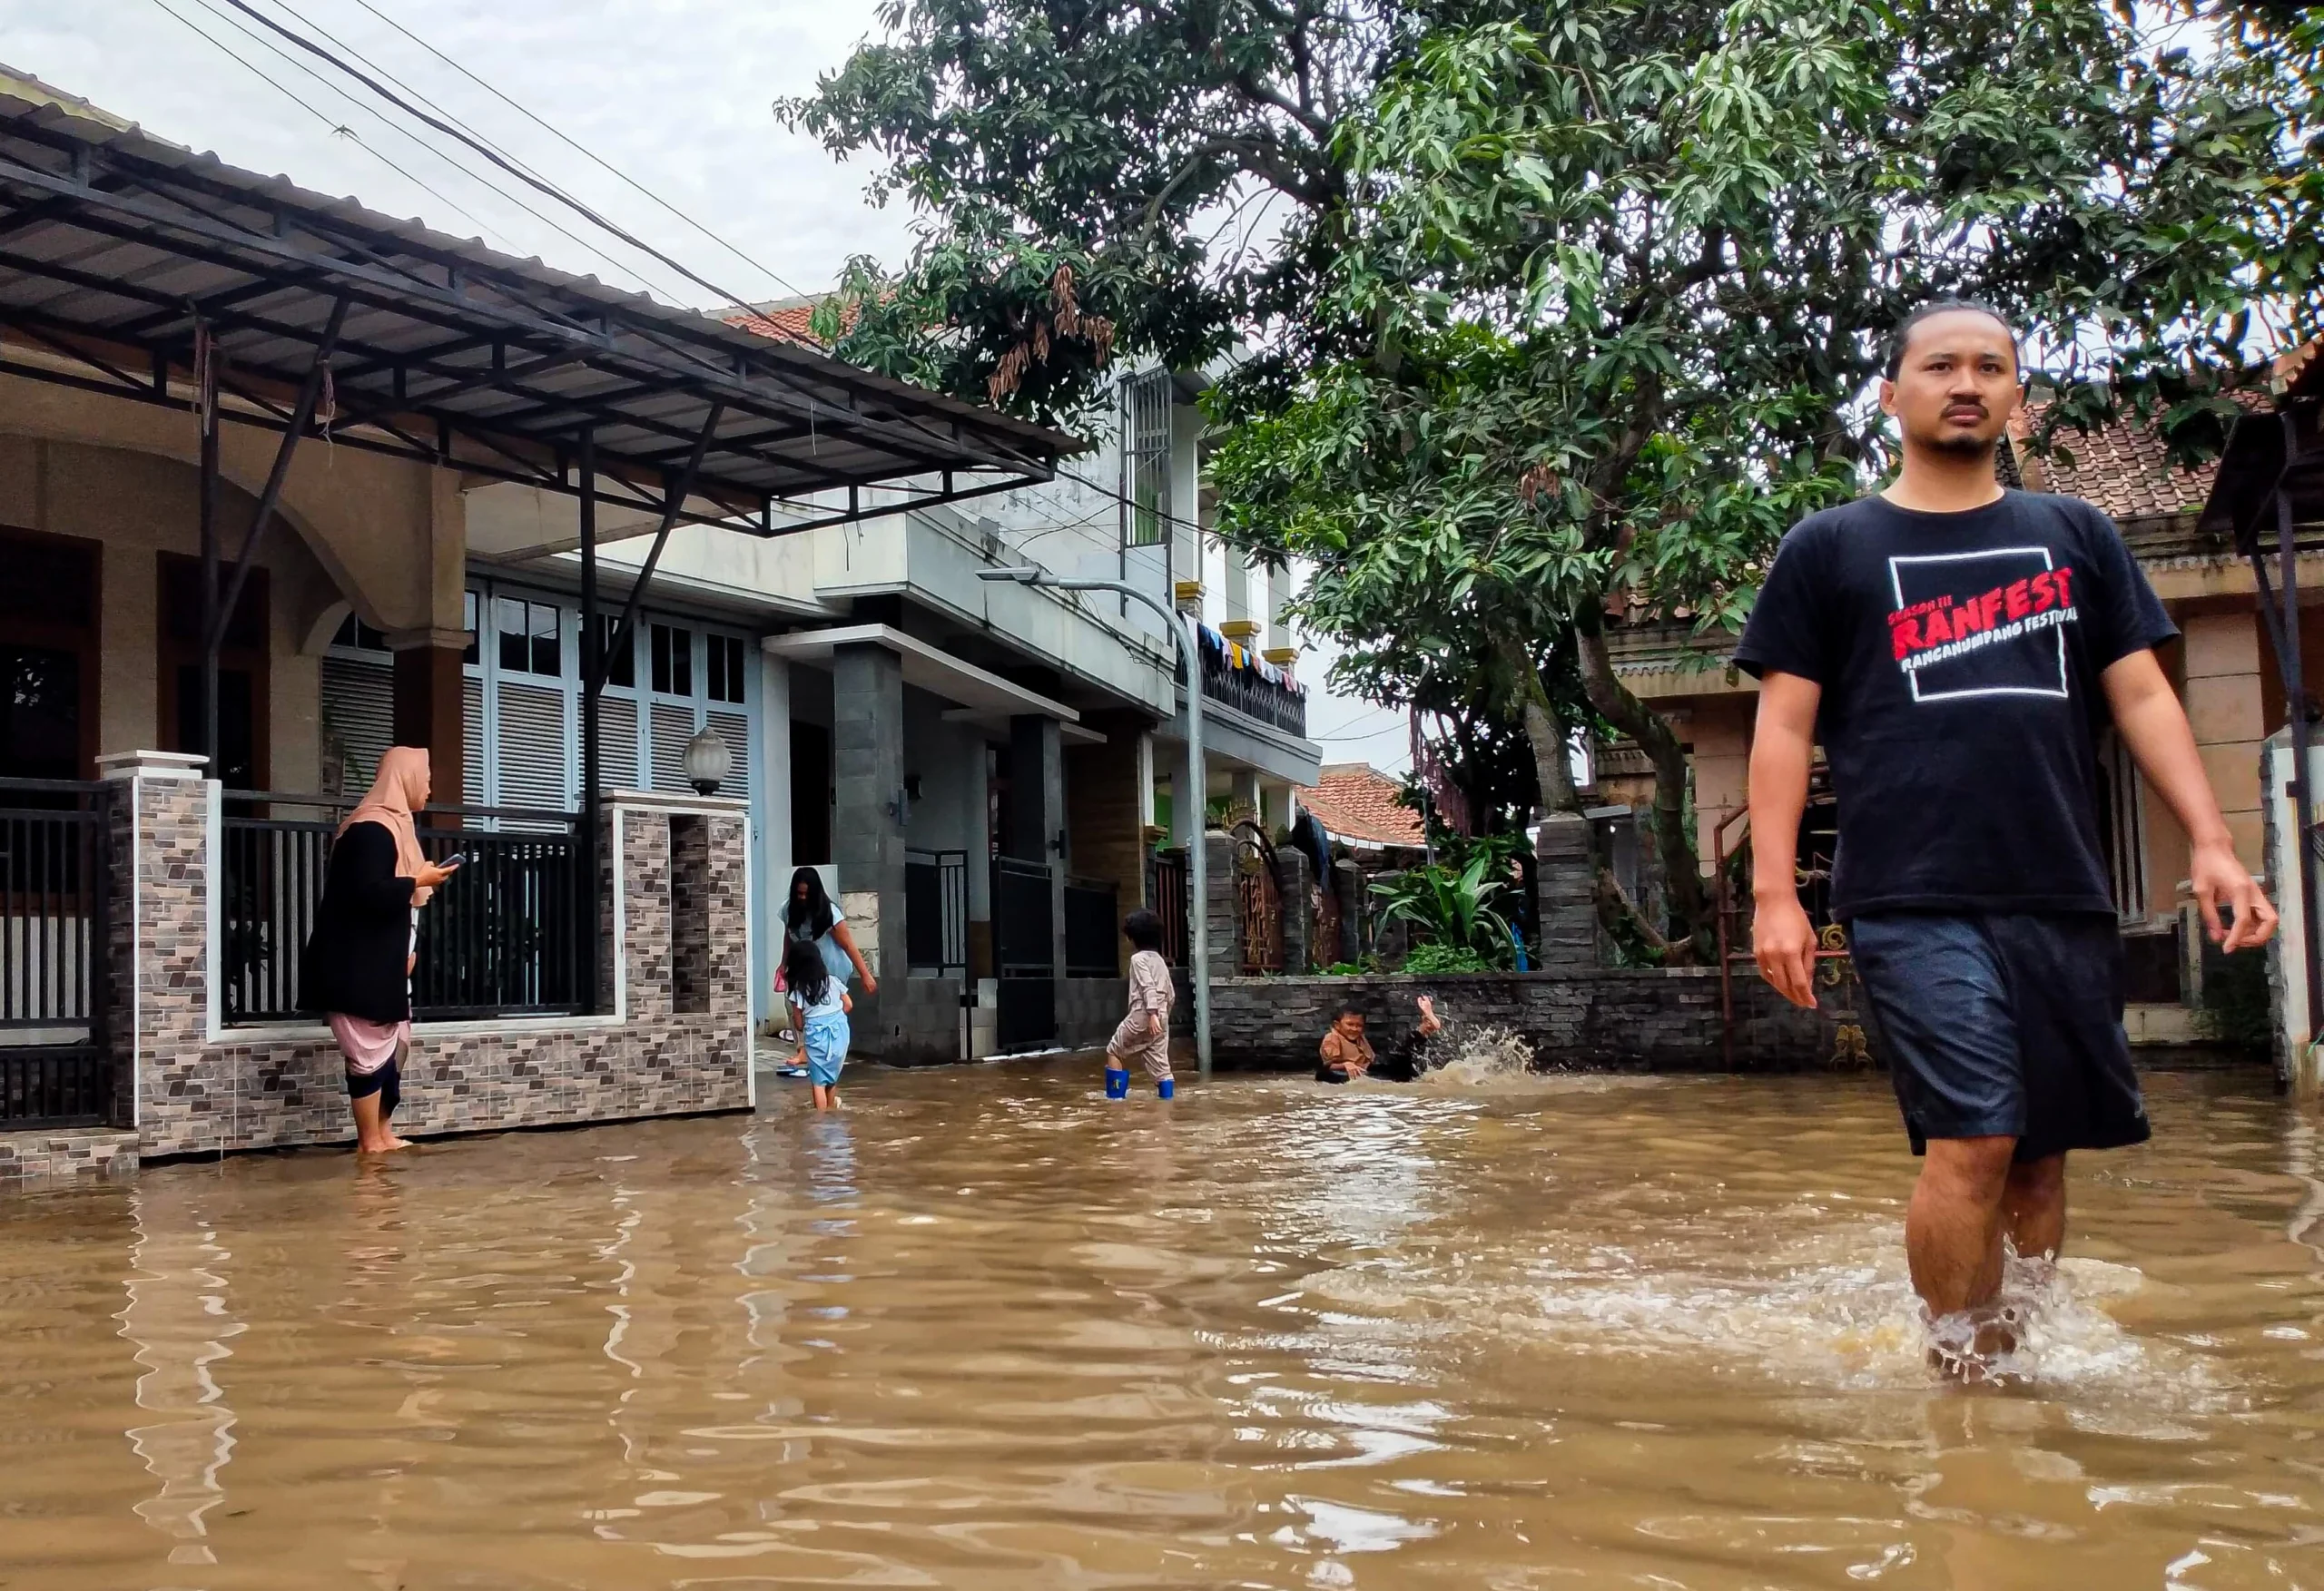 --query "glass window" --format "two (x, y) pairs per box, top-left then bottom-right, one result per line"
(331, 614), (391, 653)
(651, 623), (692, 697)
(530, 602), (560, 677)
(706, 633), (746, 704)
(462, 591), (479, 664)
(496, 595), (529, 675)
(1122, 370), (1171, 548)
(592, 615), (636, 689)
(497, 596), (564, 678)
